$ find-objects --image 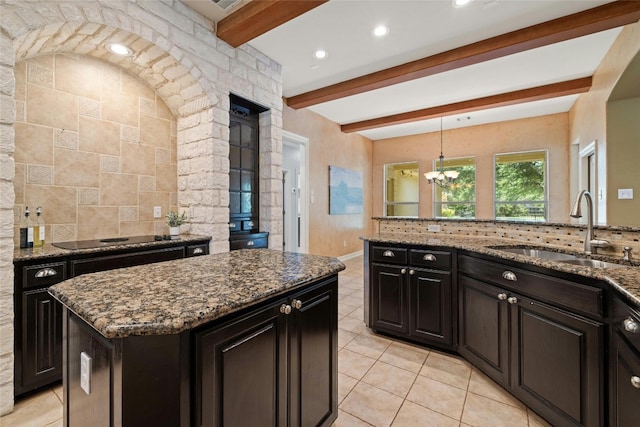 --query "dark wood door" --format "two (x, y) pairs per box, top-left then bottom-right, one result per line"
(409, 268), (452, 346)
(20, 288), (62, 391)
(289, 278), (338, 427)
(196, 301), (287, 427)
(510, 295), (603, 427)
(610, 332), (640, 427)
(371, 264), (409, 335)
(458, 275), (509, 385)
